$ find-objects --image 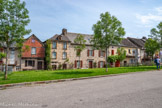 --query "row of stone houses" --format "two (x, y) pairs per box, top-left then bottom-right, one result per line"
(0, 28), (150, 71)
